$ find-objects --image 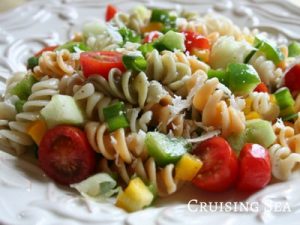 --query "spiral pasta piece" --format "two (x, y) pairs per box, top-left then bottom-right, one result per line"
(85, 122), (149, 164)
(192, 78), (246, 137)
(33, 49), (78, 79)
(269, 144), (300, 180)
(0, 77), (59, 154)
(146, 49), (210, 96)
(73, 83), (117, 121)
(59, 73), (85, 95)
(99, 157), (178, 196)
(249, 52), (283, 87)
(248, 92), (279, 121)
(87, 68), (170, 108)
